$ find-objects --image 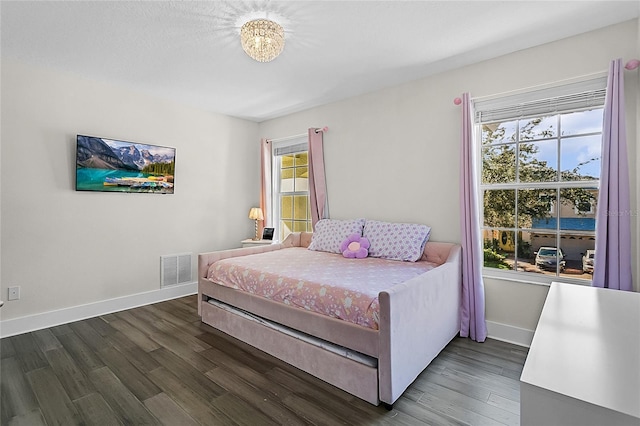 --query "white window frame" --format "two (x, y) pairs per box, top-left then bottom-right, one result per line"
(271, 136), (311, 241)
(475, 76), (606, 286)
